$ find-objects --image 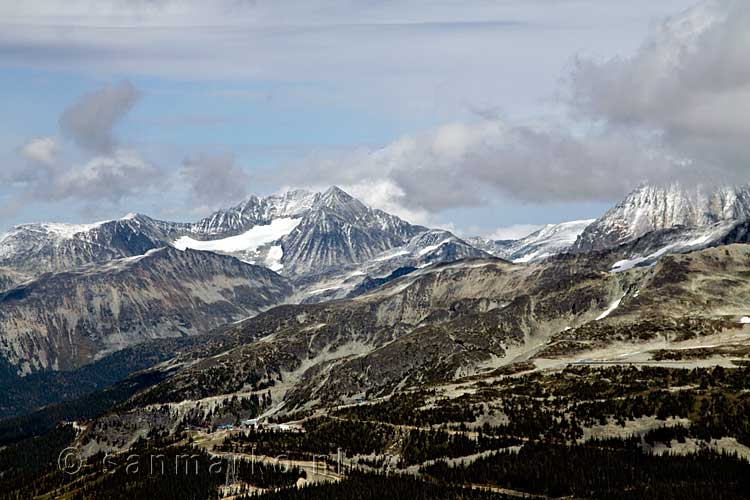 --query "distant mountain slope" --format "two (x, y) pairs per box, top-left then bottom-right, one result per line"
(497, 220), (595, 263)
(0, 214), (170, 275)
(465, 237), (514, 256)
(94, 241), (750, 430)
(467, 220), (594, 264)
(0, 247), (293, 375)
(0, 268), (27, 293)
(574, 183), (750, 252)
(173, 186), (428, 279)
(174, 217), (301, 272)
(299, 229), (494, 302)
